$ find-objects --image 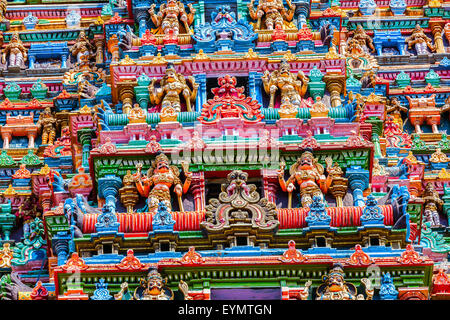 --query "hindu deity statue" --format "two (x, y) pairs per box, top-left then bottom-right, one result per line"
(316, 264), (373, 300)
(386, 97), (408, 128)
(148, 0), (196, 36)
(347, 24), (375, 55)
(262, 59), (309, 109)
(1, 33), (27, 69)
(247, 0), (295, 31)
(149, 63), (198, 113)
(278, 150), (332, 208)
(36, 107), (57, 145)
(17, 197), (38, 239)
(422, 182), (444, 227)
(69, 30), (95, 64)
(133, 269), (174, 300)
(133, 152), (192, 212)
(405, 24), (436, 55)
